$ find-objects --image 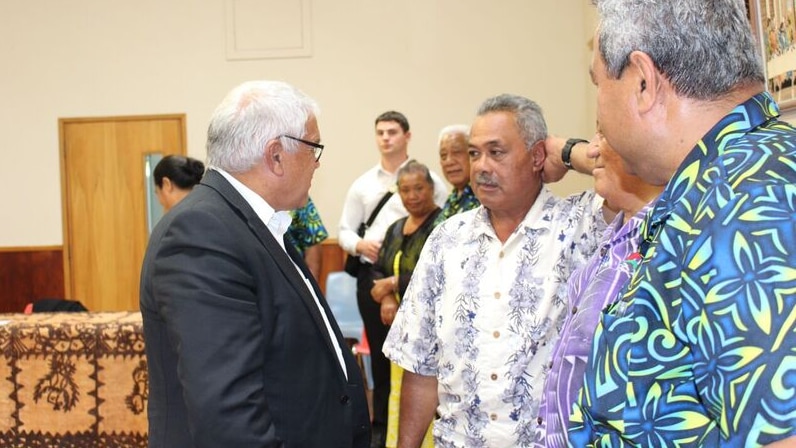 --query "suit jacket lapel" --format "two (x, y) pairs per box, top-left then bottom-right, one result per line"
(283, 237), (350, 368)
(201, 171), (346, 377)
